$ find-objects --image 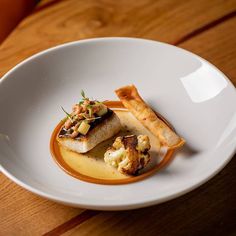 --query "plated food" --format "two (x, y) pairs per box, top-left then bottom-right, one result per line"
(51, 85), (185, 183)
(57, 91), (121, 153)
(3, 37), (234, 209)
(104, 135), (151, 175)
(116, 85), (185, 149)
